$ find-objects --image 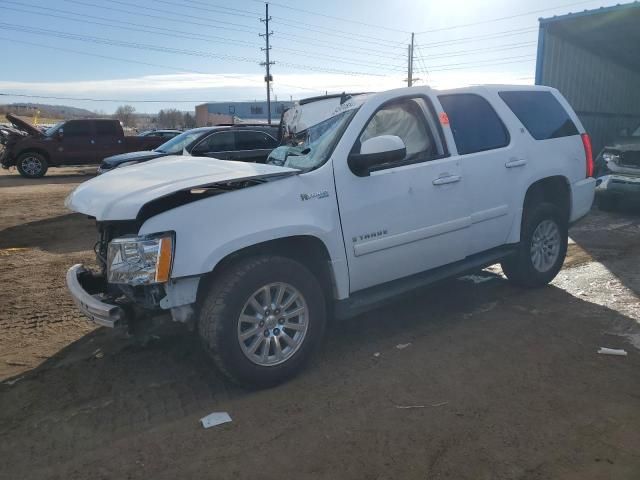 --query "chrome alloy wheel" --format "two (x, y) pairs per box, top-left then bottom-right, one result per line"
(21, 156), (43, 176)
(237, 282), (309, 366)
(530, 219), (561, 273)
